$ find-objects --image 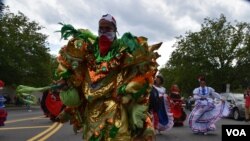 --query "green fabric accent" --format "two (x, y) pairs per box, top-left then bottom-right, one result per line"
(120, 32), (140, 53)
(16, 85), (51, 93)
(16, 85), (51, 105)
(89, 135), (100, 141)
(59, 111), (72, 122)
(132, 82), (149, 100)
(93, 32), (141, 63)
(109, 125), (119, 138)
(143, 127), (155, 138)
(58, 23), (96, 42)
(101, 66), (107, 72)
(60, 70), (72, 79)
(59, 88), (81, 107)
(58, 23), (78, 40)
(89, 130), (105, 141)
(20, 95), (37, 105)
(93, 39), (120, 63)
(117, 84), (127, 95)
(130, 104), (148, 129)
